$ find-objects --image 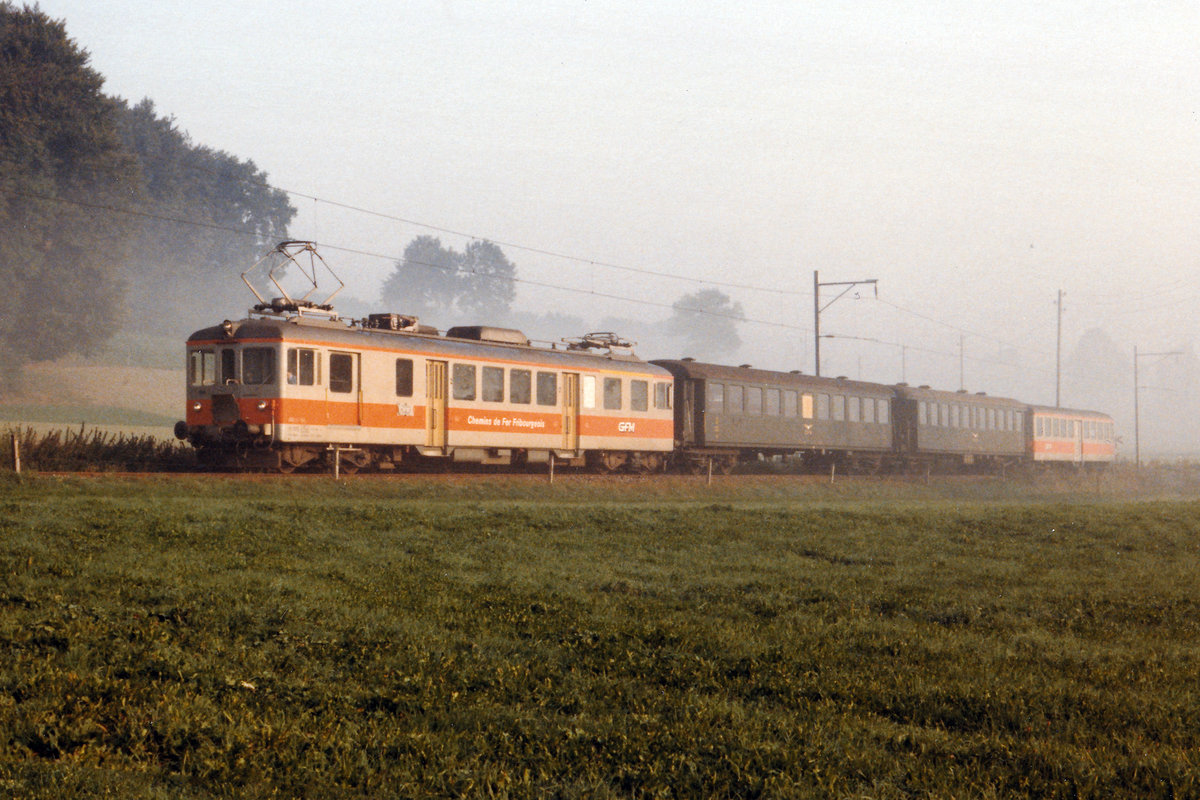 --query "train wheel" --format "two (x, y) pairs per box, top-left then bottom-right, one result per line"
(716, 455), (737, 475)
(635, 452), (665, 473)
